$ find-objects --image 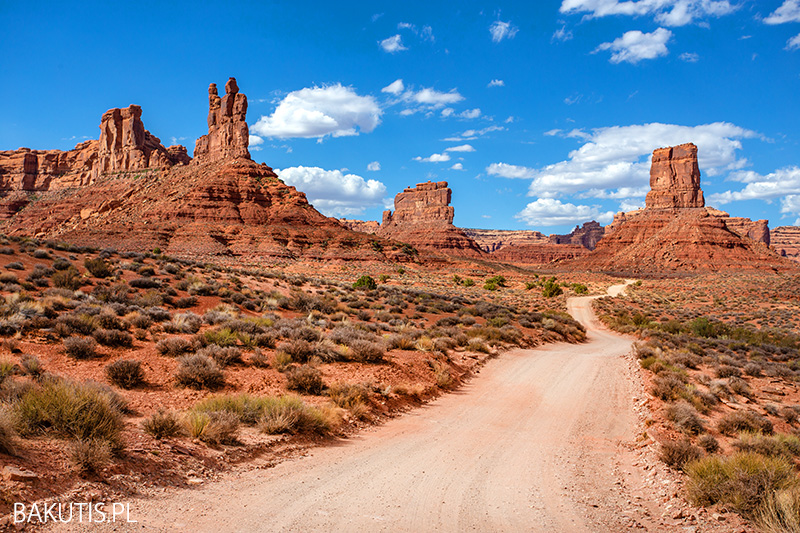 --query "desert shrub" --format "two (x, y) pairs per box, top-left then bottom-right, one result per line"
(93, 328), (133, 347)
(659, 439), (702, 470)
(156, 337), (194, 357)
(698, 433), (720, 453)
(718, 410), (774, 436)
(250, 350), (270, 368)
(468, 338), (491, 353)
(129, 277), (160, 289)
(141, 410), (183, 440)
(348, 340), (384, 363)
(0, 359), (15, 386)
(387, 334), (415, 350)
(744, 362), (764, 377)
(13, 378), (123, 444)
(52, 257), (71, 271)
(666, 401), (705, 434)
(175, 354), (224, 389)
(52, 267), (83, 290)
(56, 313), (98, 336)
(258, 395), (335, 435)
(733, 432), (800, 458)
(105, 359), (144, 389)
(184, 410), (239, 444)
(5, 262), (24, 270)
(433, 362), (454, 388)
(651, 372), (687, 401)
(84, 258), (113, 278)
(328, 382), (370, 410)
(542, 278), (563, 298)
(717, 364), (742, 378)
(146, 306), (171, 322)
(166, 312), (202, 334)
(0, 408), (17, 455)
(63, 336), (98, 359)
(757, 486), (800, 533)
(197, 344), (242, 367)
(175, 296), (197, 308)
(277, 339), (316, 364)
(203, 327), (239, 347)
(69, 439), (111, 475)
(571, 283), (589, 295)
(19, 354), (43, 380)
(286, 365), (324, 395)
(353, 275), (377, 290)
(32, 249), (51, 259)
(685, 452), (797, 517)
(0, 247), (14, 255)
